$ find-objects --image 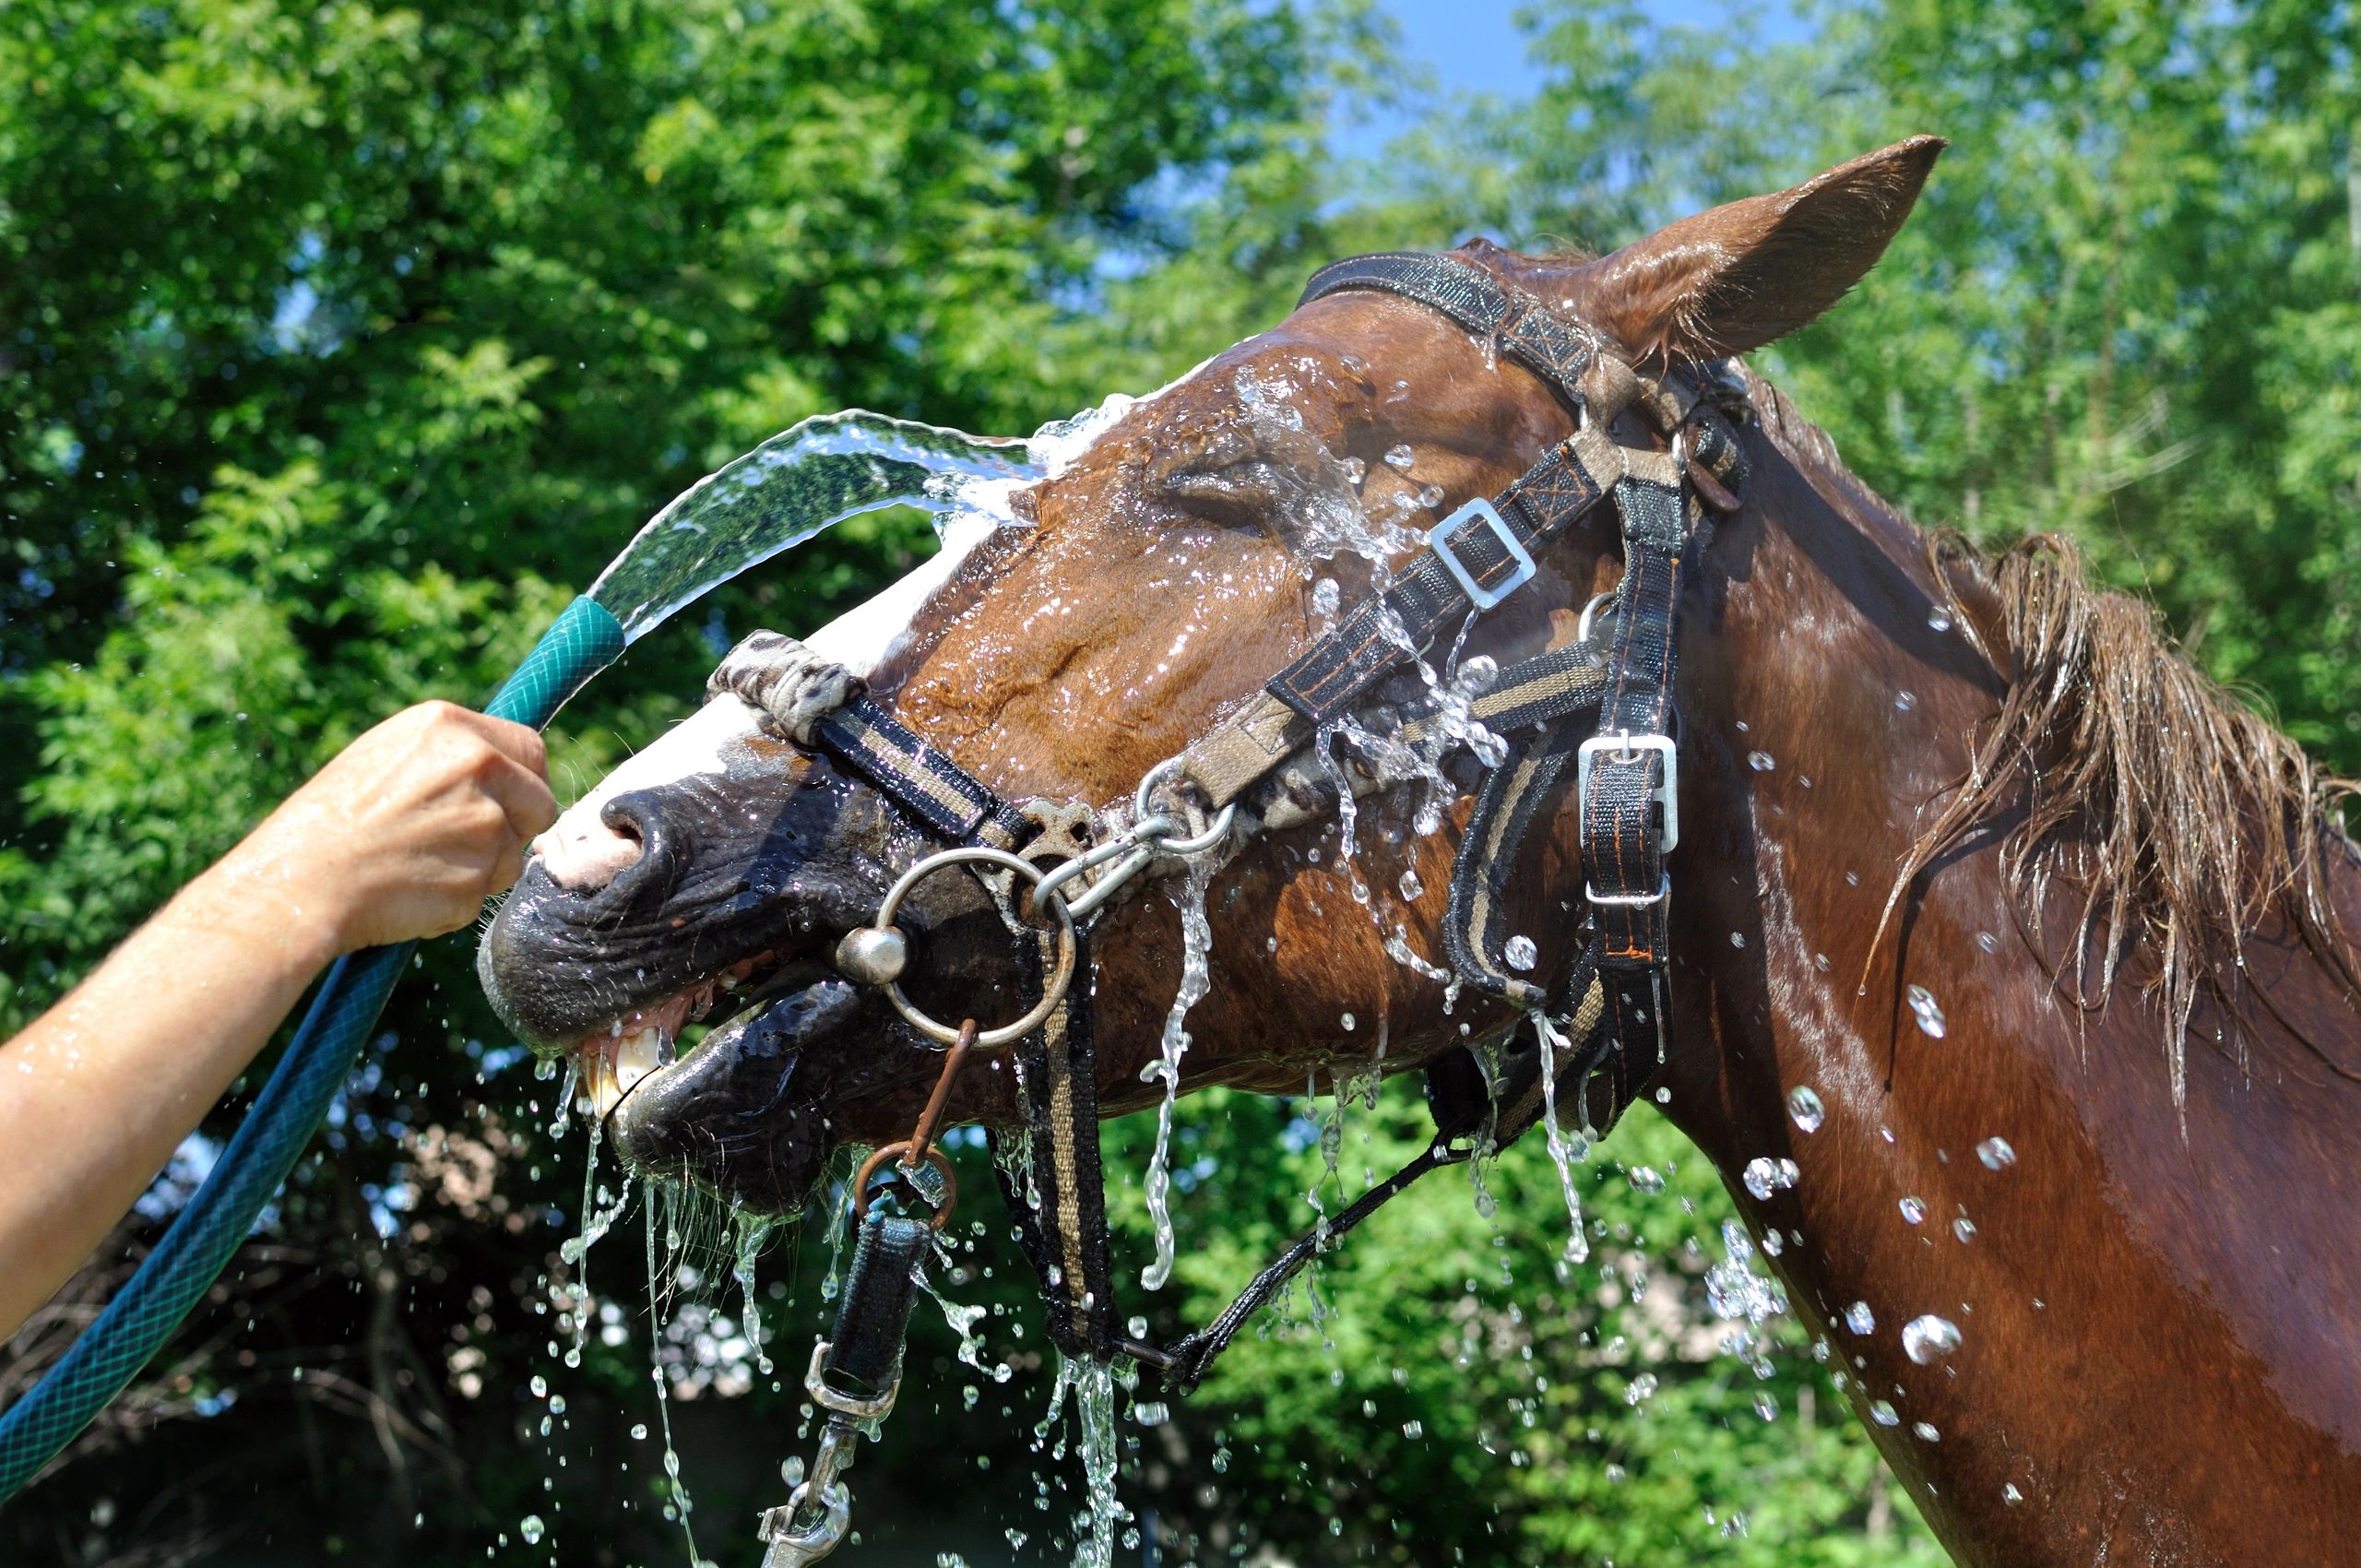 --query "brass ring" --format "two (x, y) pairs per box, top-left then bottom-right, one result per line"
(853, 1141), (957, 1232)
(871, 845), (1078, 1047)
